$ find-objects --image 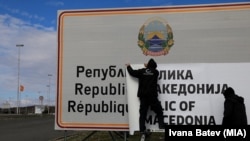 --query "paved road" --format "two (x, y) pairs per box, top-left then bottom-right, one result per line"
(0, 115), (74, 141)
